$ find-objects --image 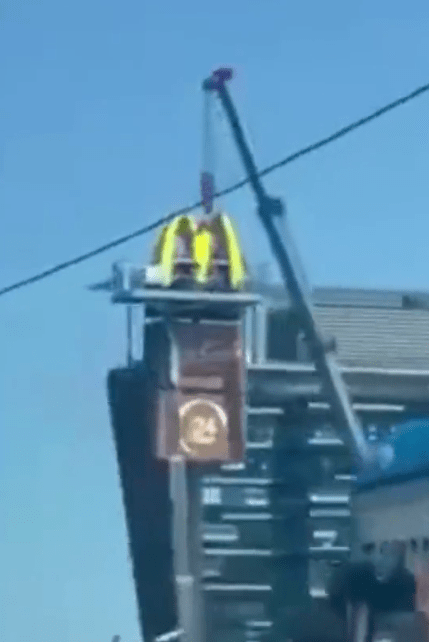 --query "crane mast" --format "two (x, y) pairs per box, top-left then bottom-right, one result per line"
(203, 68), (370, 464)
